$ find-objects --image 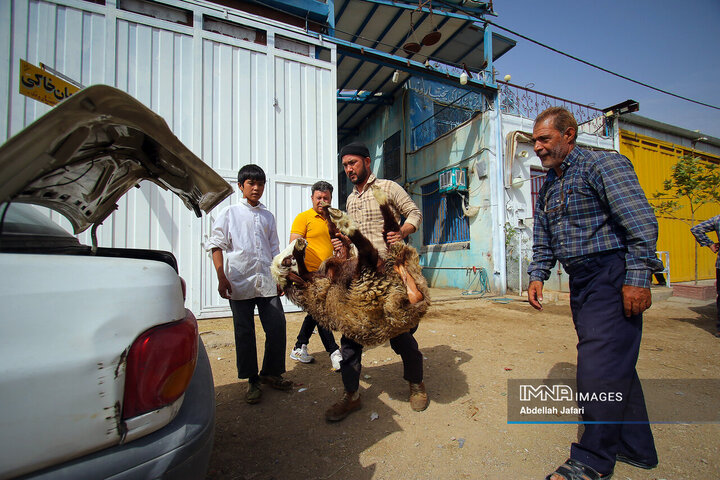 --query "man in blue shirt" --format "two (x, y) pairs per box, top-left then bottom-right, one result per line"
(527, 107), (662, 480)
(690, 214), (720, 337)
